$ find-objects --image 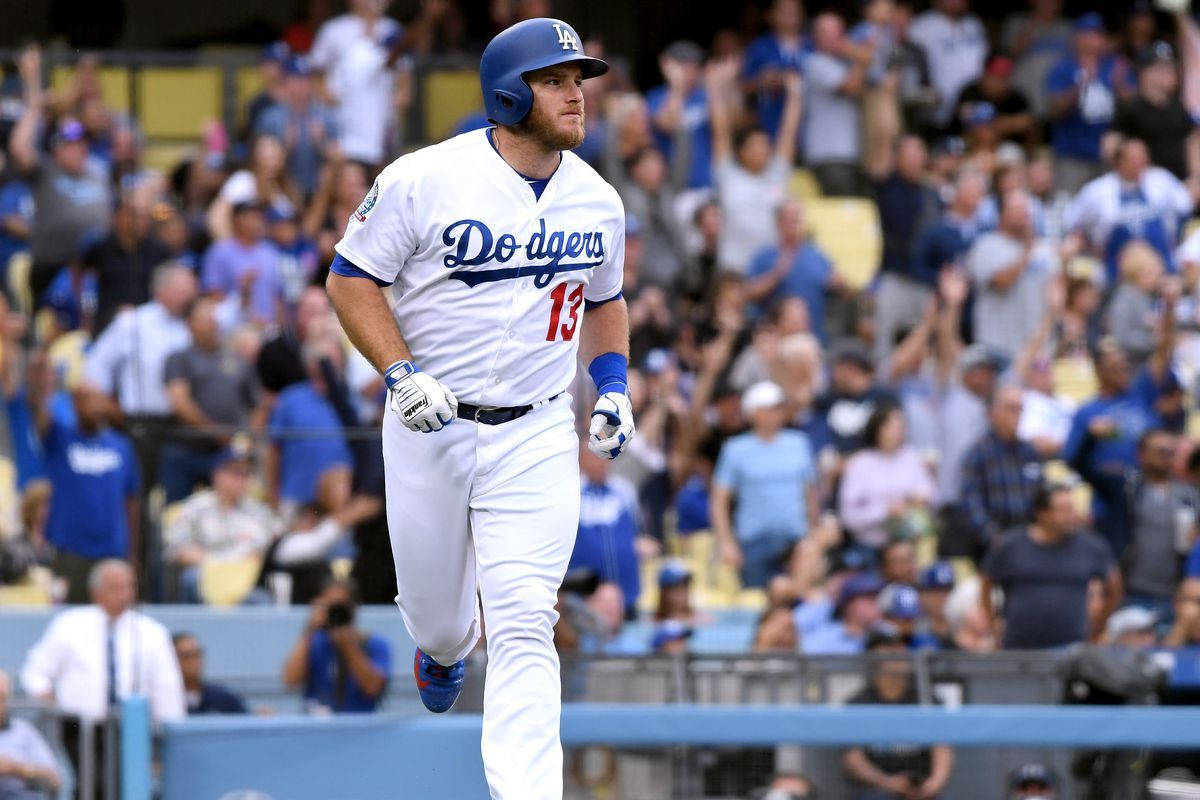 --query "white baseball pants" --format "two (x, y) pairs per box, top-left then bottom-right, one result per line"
(383, 394), (580, 800)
